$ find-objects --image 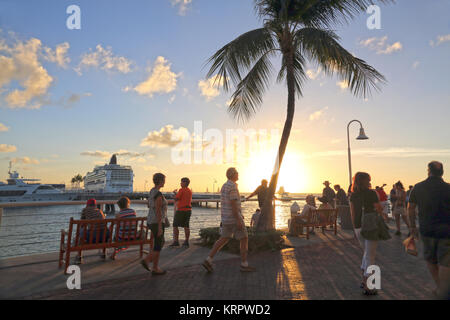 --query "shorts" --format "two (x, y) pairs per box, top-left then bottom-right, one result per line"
(173, 210), (192, 228)
(149, 223), (165, 252)
(220, 222), (248, 240)
(393, 206), (406, 217)
(422, 236), (450, 267)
